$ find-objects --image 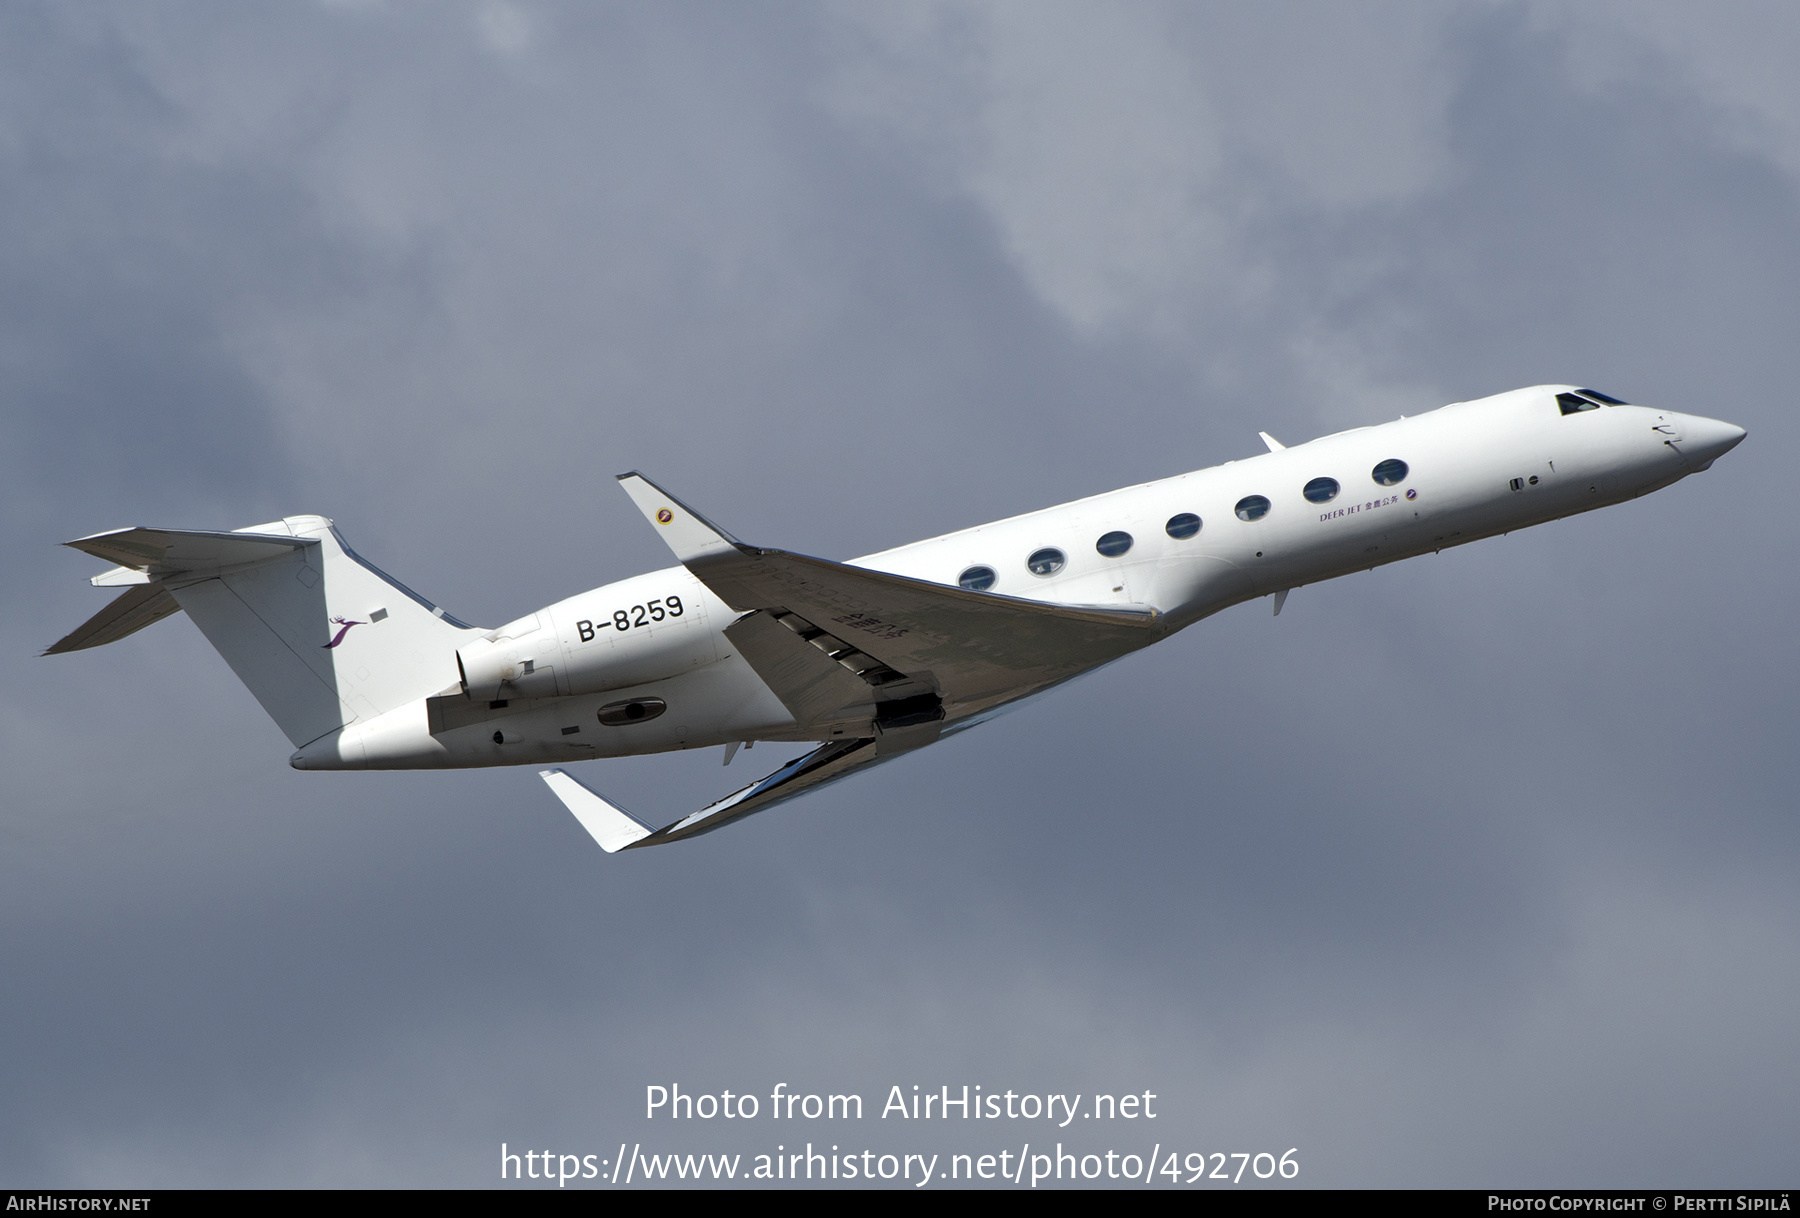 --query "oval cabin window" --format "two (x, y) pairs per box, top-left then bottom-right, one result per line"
(1303, 477), (1340, 504)
(1026, 548), (1066, 577)
(1165, 513), (1202, 540)
(1095, 531), (1133, 558)
(958, 565), (997, 591)
(1372, 459), (1409, 486)
(1234, 495), (1271, 522)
